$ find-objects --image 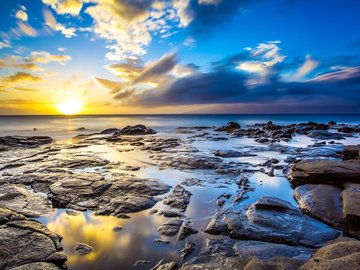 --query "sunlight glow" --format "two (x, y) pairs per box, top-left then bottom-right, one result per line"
(57, 99), (83, 115)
